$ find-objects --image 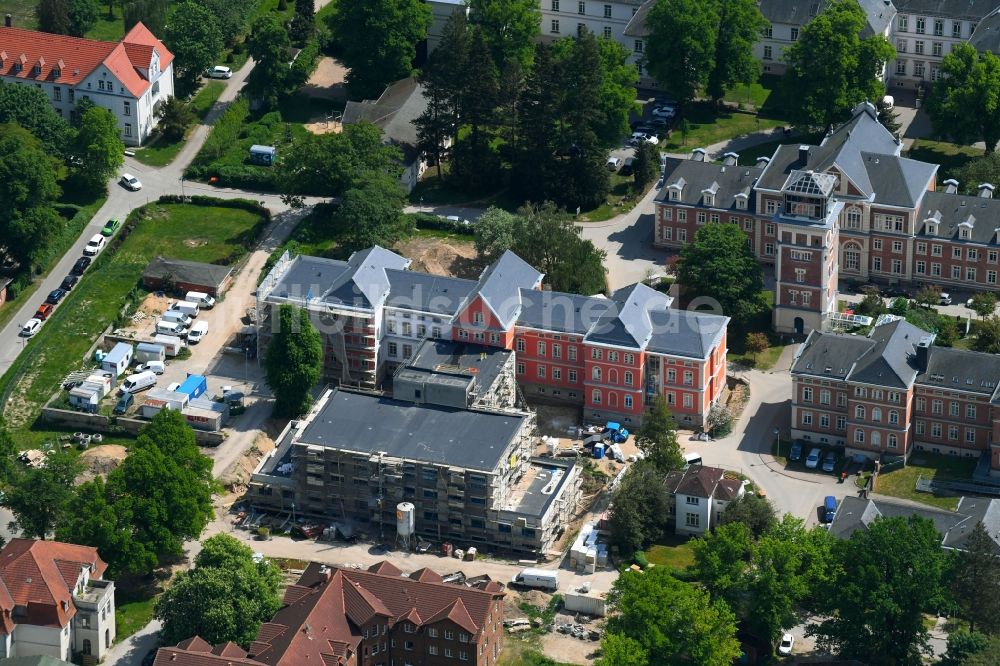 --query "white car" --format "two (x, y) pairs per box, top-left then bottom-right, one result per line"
(805, 447), (822, 469)
(187, 320), (209, 344)
(120, 173), (142, 191)
(20, 319), (42, 337)
(652, 106), (676, 119)
(778, 633), (794, 655)
(207, 65), (232, 79)
(83, 234), (106, 256)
